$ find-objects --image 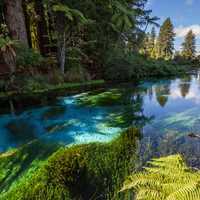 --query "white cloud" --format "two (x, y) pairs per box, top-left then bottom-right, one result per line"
(146, 0), (155, 8)
(185, 0), (194, 5)
(175, 25), (200, 38)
